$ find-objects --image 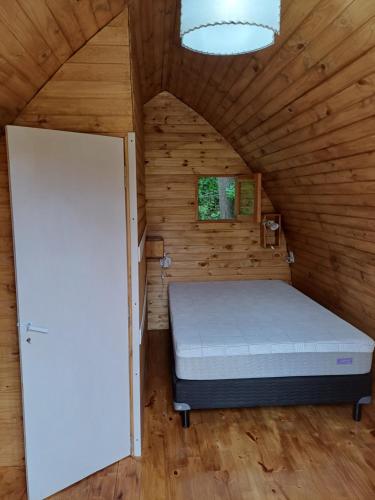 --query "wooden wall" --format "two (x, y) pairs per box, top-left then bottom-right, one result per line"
(145, 92), (291, 330)
(0, 0), (127, 128)
(128, 2), (147, 322)
(131, 0), (375, 339)
(0, 0), (374, 339)
(0, 138), (24, 473)
(262, 113), (375, 339)
(229, 3), (375, 340)
(0, 1), (373, 486)
(128, 1), (146, 241)
(15, 11), (133, 137)
(0, 9), (146, 488)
